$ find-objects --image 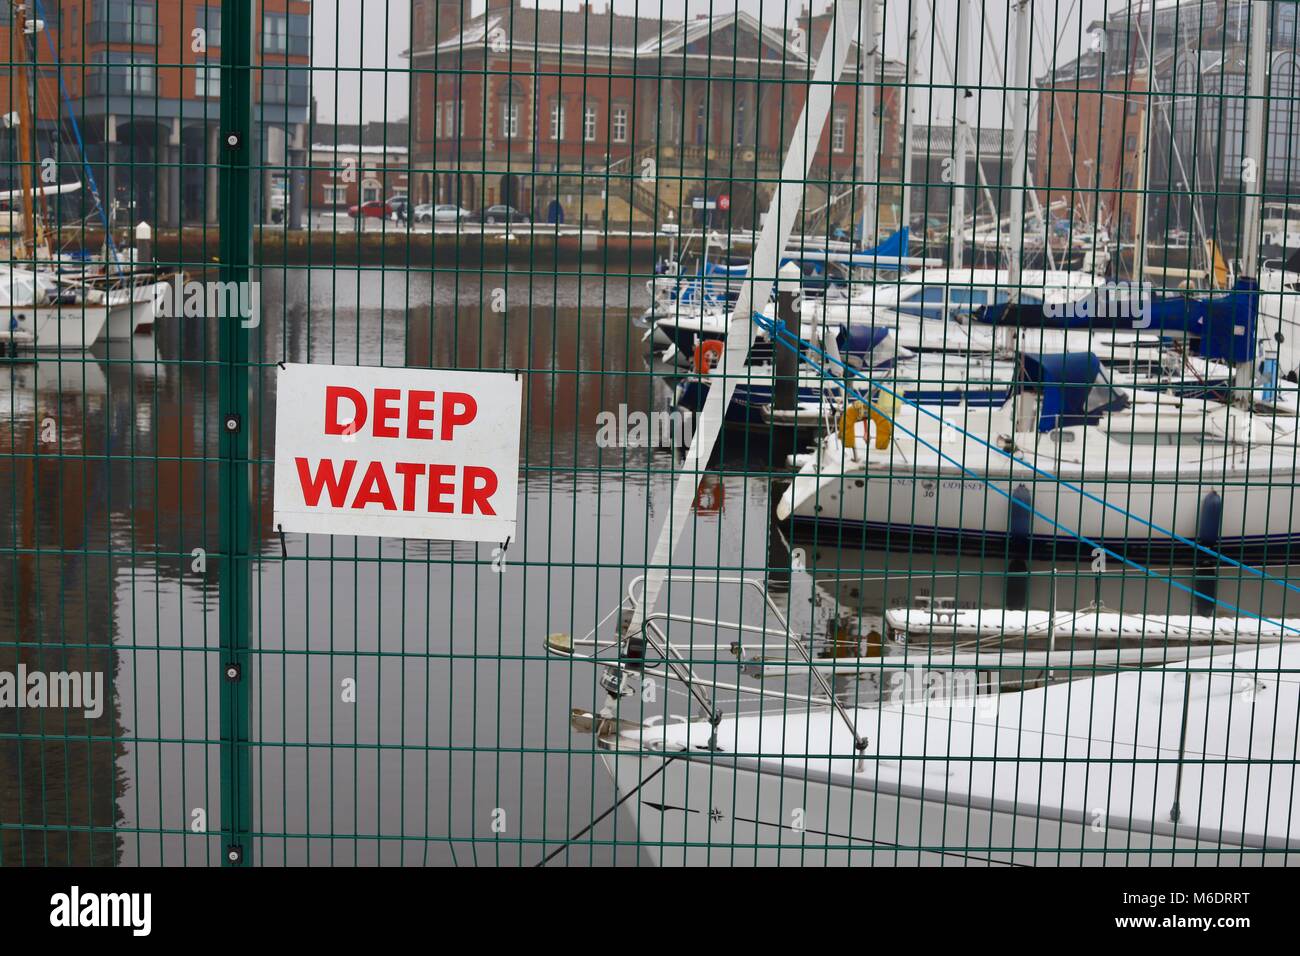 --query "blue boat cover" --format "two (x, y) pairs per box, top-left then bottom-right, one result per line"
(838, 324), (890, 359)
(853, 222), (909, 255)
(975, 280), (1260, 363)
(1022, 352), (1126, 431)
